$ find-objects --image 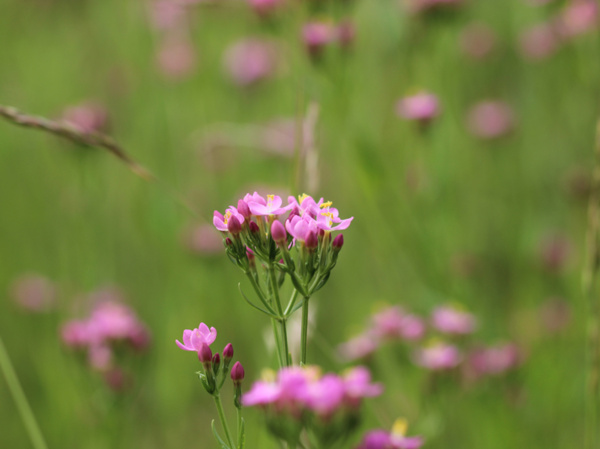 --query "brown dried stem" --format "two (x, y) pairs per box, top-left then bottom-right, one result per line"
(0, 105), (153, 180)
